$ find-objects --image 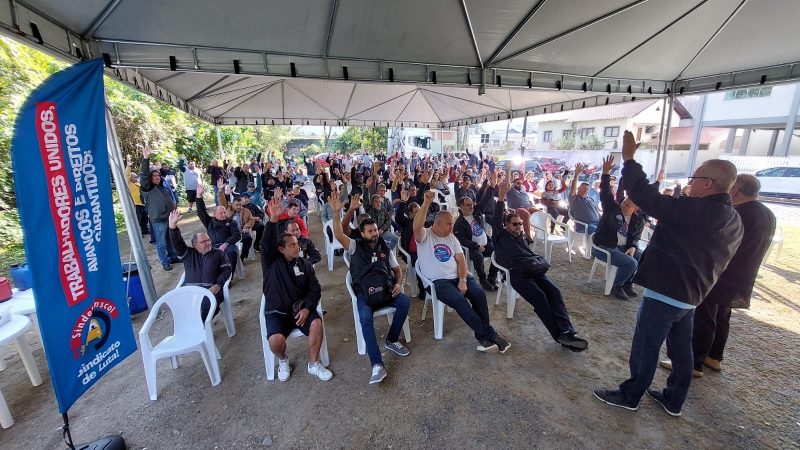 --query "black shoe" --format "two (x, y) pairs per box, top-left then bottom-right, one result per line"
(494, 334), (511, 353)
(162, 264), (173, 271)
(647, 389), (681, 417)
(610, 286), (630, 300)
(254, 247), (260, 253)
(334, 249), (344, 256)
(558, 331), (589, 352)
(622, 284), (638, 298)
(593, 389), (639, 411)
(480, 280), (498, 292)
(476, 339), (499, 353)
